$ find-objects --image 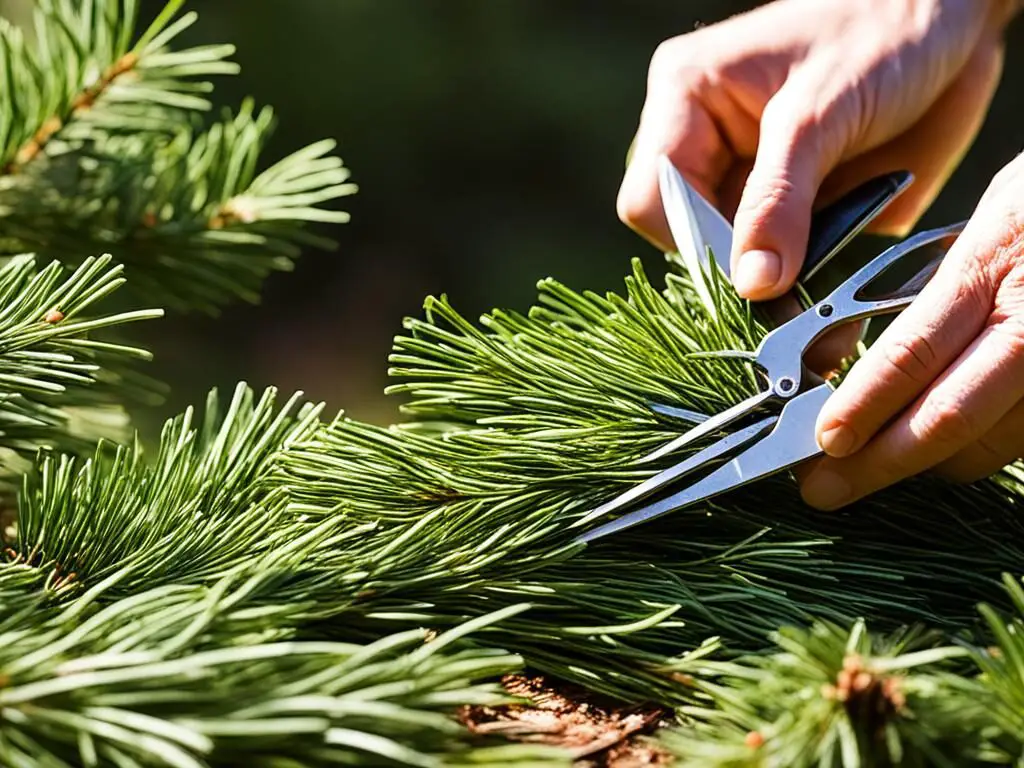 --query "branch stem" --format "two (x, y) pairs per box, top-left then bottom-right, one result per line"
(3, 52), (140, 175)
